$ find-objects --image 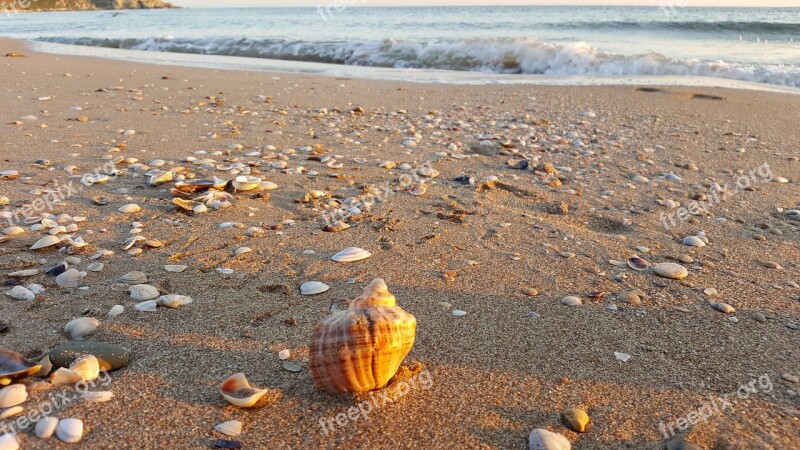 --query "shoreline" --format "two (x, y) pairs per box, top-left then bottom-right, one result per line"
(0, 36), (798, 449)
